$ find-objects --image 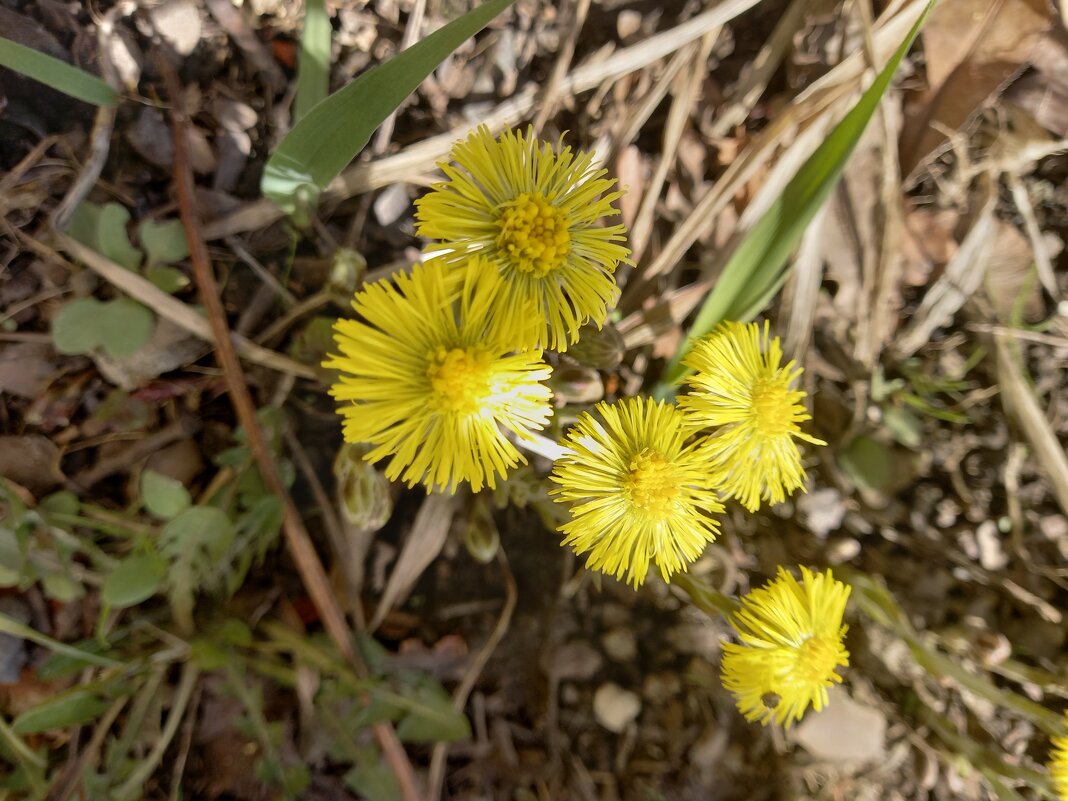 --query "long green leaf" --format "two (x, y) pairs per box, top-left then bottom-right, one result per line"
(0, 37), (117, 107)
(295, 0), (331, 123)
(263, 0), (517, 216)
(0, 611), (122, 669)
(659, 3), (934, 388)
